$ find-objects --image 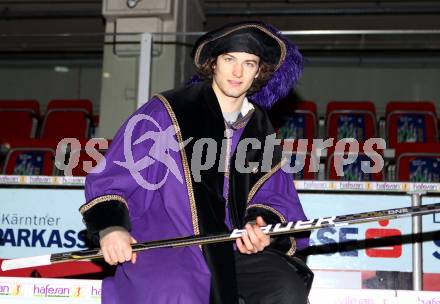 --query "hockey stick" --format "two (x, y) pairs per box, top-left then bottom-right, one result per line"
(2, 202), (440, 271)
